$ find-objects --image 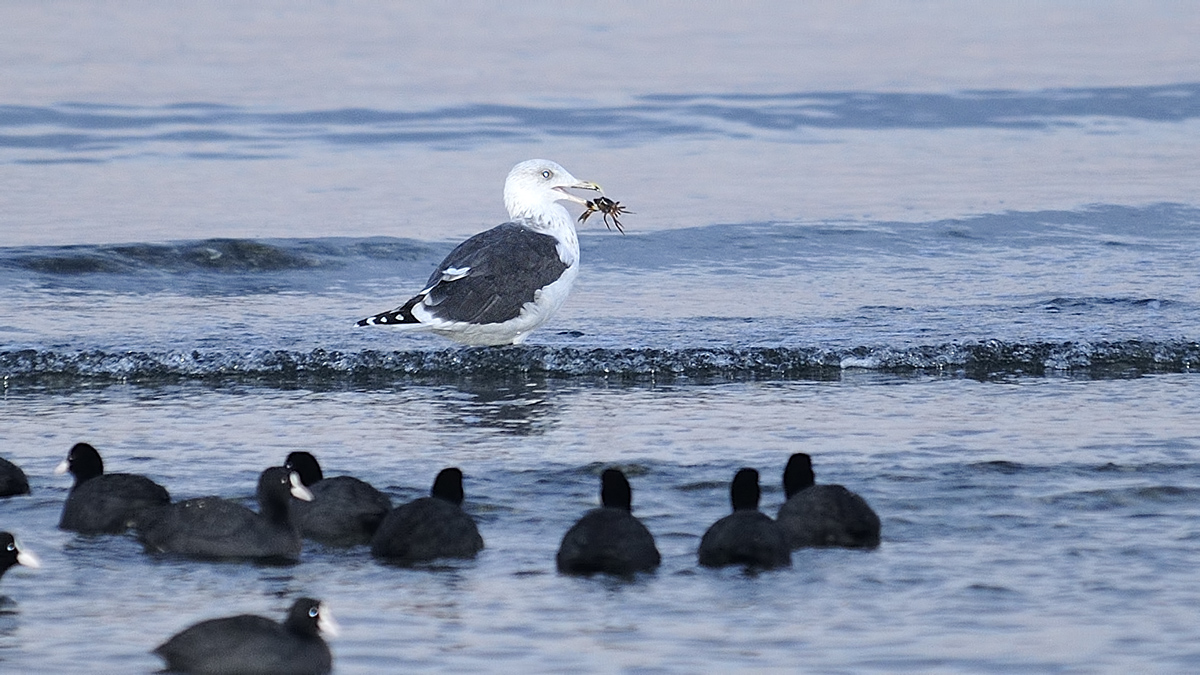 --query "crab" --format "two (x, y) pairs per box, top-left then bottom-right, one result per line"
(577, 195), (632, 233)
